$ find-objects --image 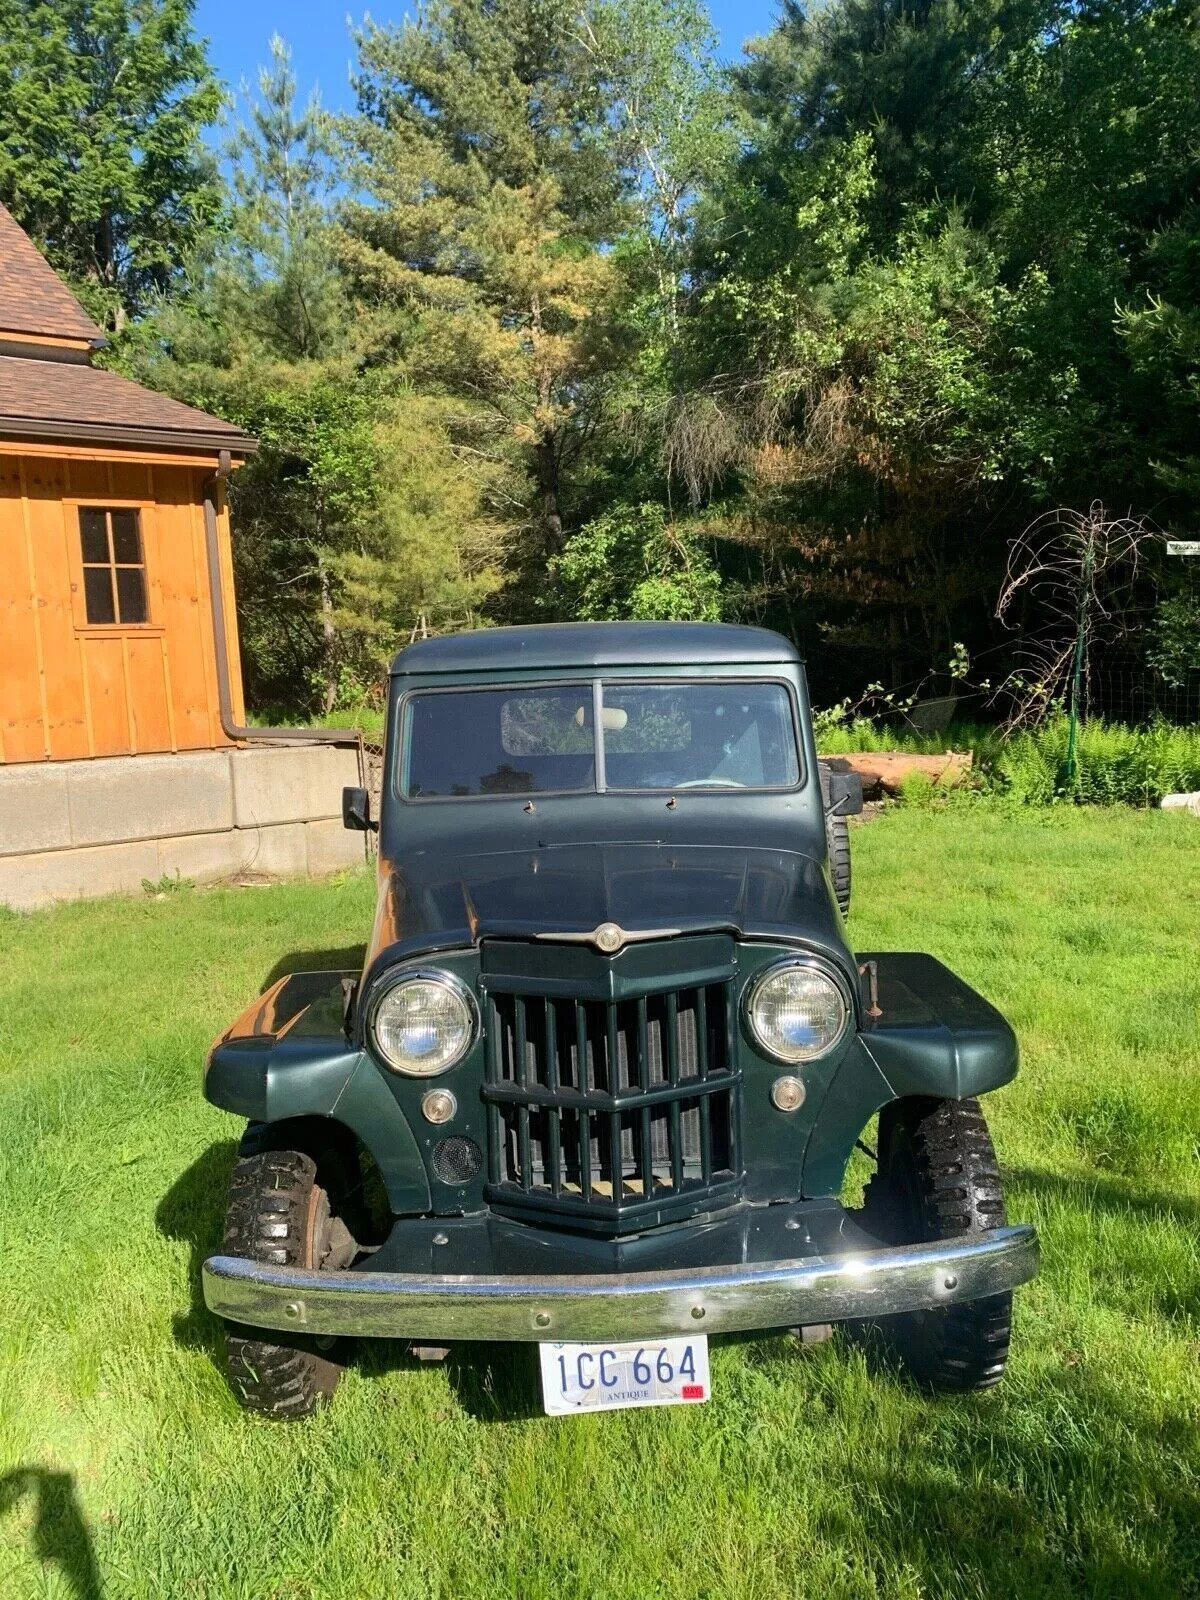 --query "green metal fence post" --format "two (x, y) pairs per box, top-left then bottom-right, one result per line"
(1065, 534), (1095, 788)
